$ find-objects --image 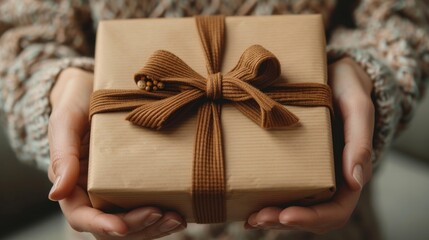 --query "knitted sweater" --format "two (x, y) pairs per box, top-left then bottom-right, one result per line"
(1, 1), (428, 239)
